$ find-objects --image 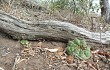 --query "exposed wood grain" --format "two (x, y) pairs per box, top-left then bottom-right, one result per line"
(0, 10), (110, 46)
